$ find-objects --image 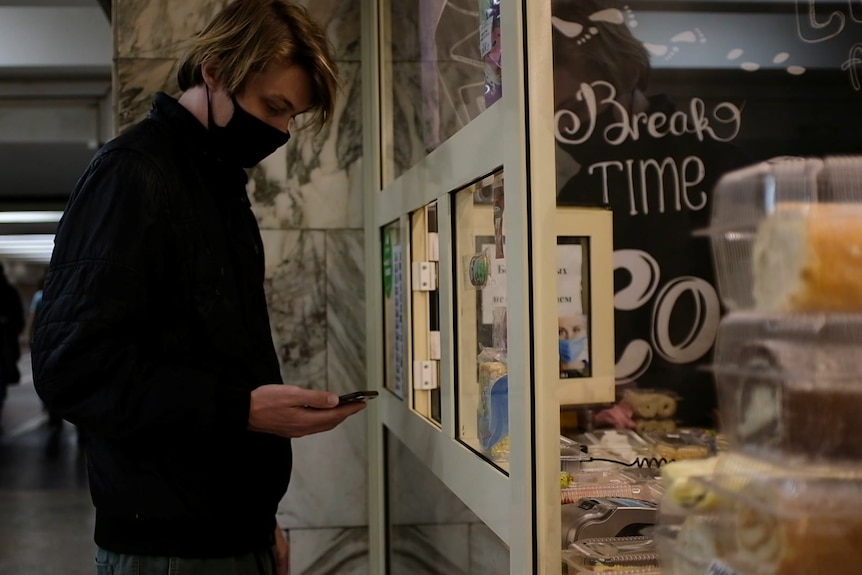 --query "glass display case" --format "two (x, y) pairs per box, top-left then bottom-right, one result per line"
(363, 0), (862, 573)
(379, 0), (501, 186)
